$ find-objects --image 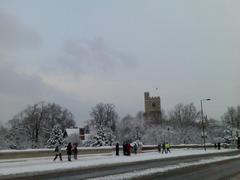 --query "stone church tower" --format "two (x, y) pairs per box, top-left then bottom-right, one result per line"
(144, 92), (162, 124)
